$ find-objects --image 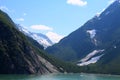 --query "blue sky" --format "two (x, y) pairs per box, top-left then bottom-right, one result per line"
(0, 0), (115, 43)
